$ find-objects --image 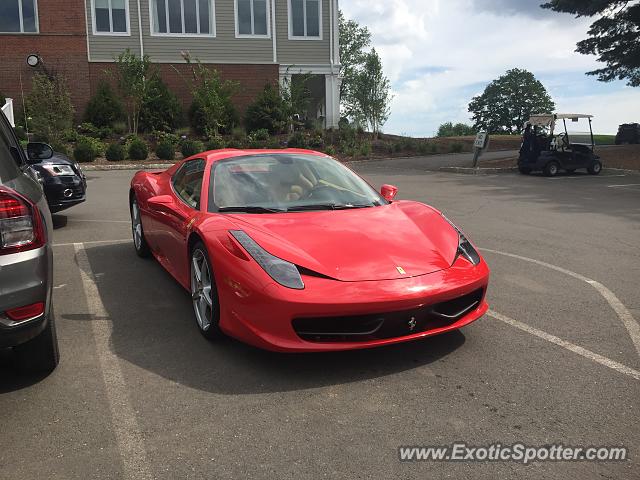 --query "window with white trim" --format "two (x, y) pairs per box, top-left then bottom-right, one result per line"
(151, 0), (214, 36)
(0, 0), (38, 33)
(93, 0), (129, 34)
(289, 0), (320, 39)
(236, 0), (269, 37)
